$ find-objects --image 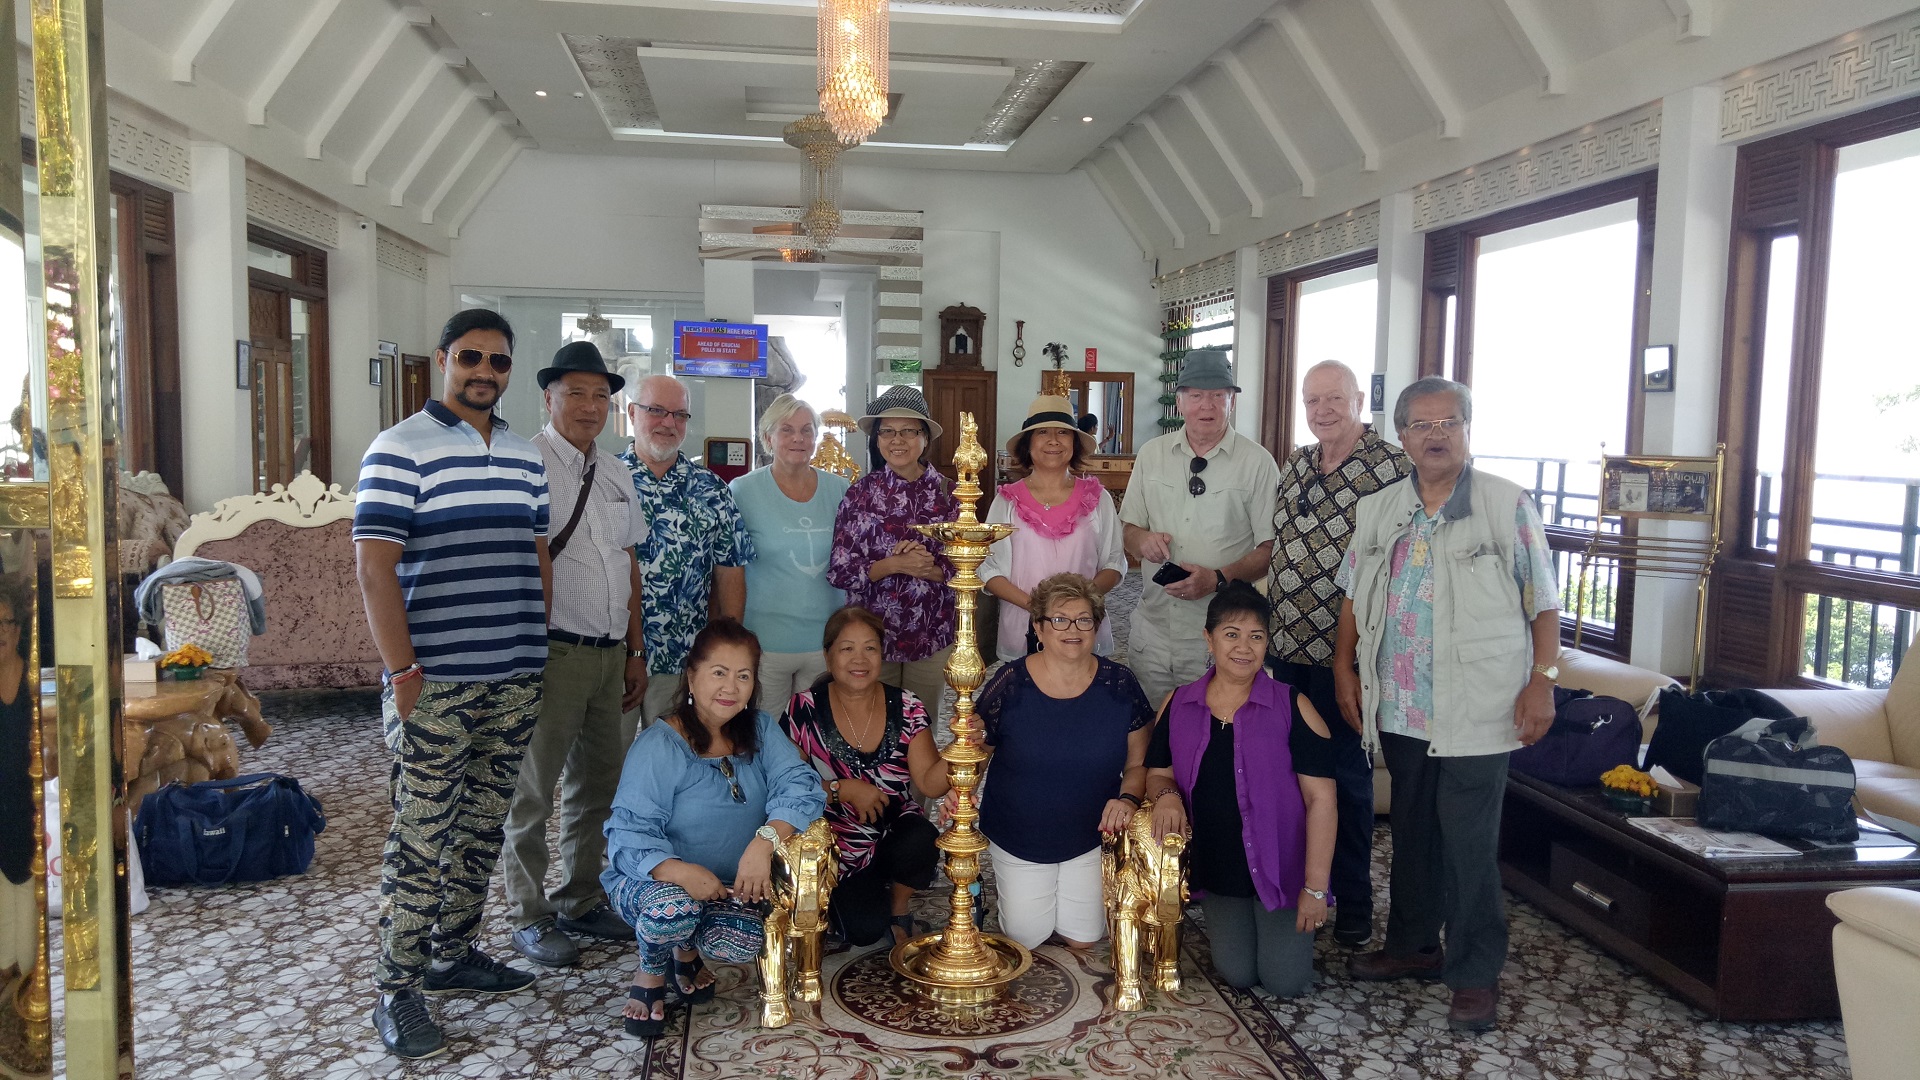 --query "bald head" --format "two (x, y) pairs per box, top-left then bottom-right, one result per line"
(629, 374), (691, 465)
(1300, 360), (1366, 452)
